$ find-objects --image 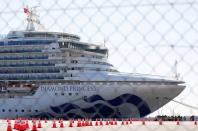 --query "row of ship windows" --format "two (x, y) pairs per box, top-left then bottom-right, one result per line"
(42, 81), (150, 85)
(0, 60), (109, 67)
(69, 67), (117, 72)
(0, 67), (116, 77)
(0, 69), (60, 73)
(0, 49), (41, 53)
(0, 63), (54, 67)
(71, 60), (112, 66)
(0, 56), (48, 60)
(1, 109), (38, 113)
(0, 54), (47, 58)
(59, 42), (108, 55)
(0, 76), (64, 80)
(0, 67), (116, 75)
(0, 60), (56, 64)
(0, 60), (59, 64)
(0, 40), (55, 46)
(0, 54), (47, 57)
(24, 33), (79, 41)
(57, 35), (79, 40)
(69, 53), (103, 59)
(0, 64), (111, 69)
